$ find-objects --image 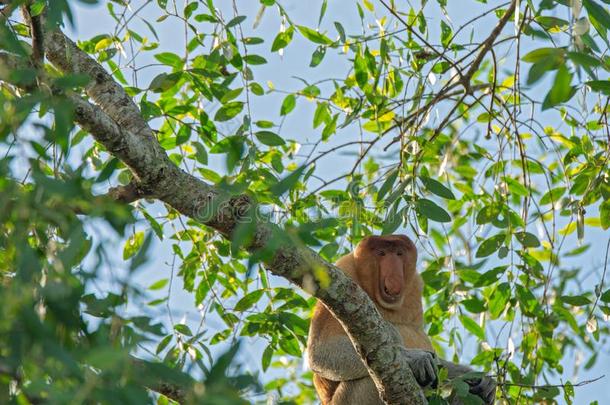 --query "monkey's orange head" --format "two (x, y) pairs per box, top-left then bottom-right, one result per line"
(353, 234), (417, 311)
